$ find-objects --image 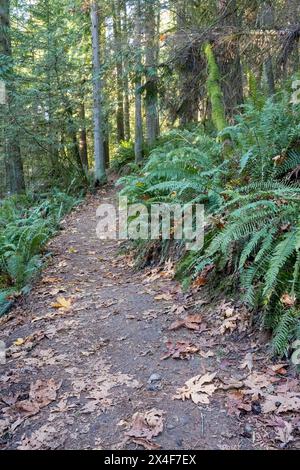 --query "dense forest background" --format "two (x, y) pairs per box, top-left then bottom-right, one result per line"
(1, 0), (300, 355)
